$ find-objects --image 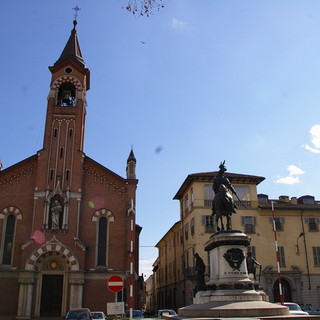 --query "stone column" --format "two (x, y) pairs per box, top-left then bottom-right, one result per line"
(16, 273), (35, 319)
(69, 274), (84, 309)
